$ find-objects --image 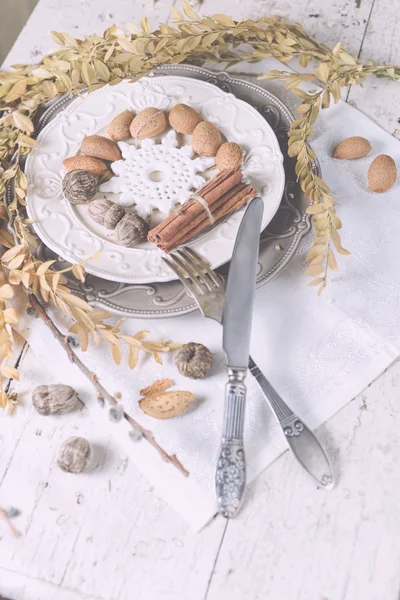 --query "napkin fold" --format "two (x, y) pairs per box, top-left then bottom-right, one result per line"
(19, 81), (400, 532)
